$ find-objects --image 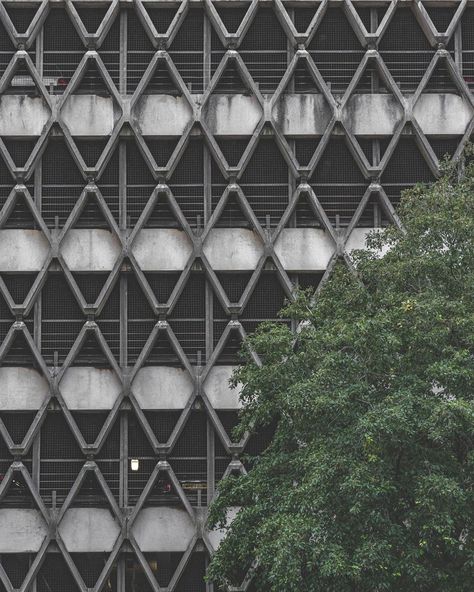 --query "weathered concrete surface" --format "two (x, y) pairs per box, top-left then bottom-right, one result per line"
(61, 229), (121, 271)
(132, 367), (194, 409)
(61, 95), (116, 136)
(0, 509), (48, 552)
(0, 367), (50, 410)
(207, 506), (239, 550)
(59, 508), (121, 552)
(132, 507), (195, 551)
(0, 230), (49, 271)
(205, 94), (263, 135)
(1, 92), (471, 137)
(0, 95), (50, 135)
(203, 228), (263, 270)
(135, 95), (193, 136)
(132, 229), (193, 271)
(342, 94), (404, 135)
(413, 93), (473, 135)
(60, 367), (122, 410)
(203, 366), (241, 409)
(274, 228), (335, 271)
